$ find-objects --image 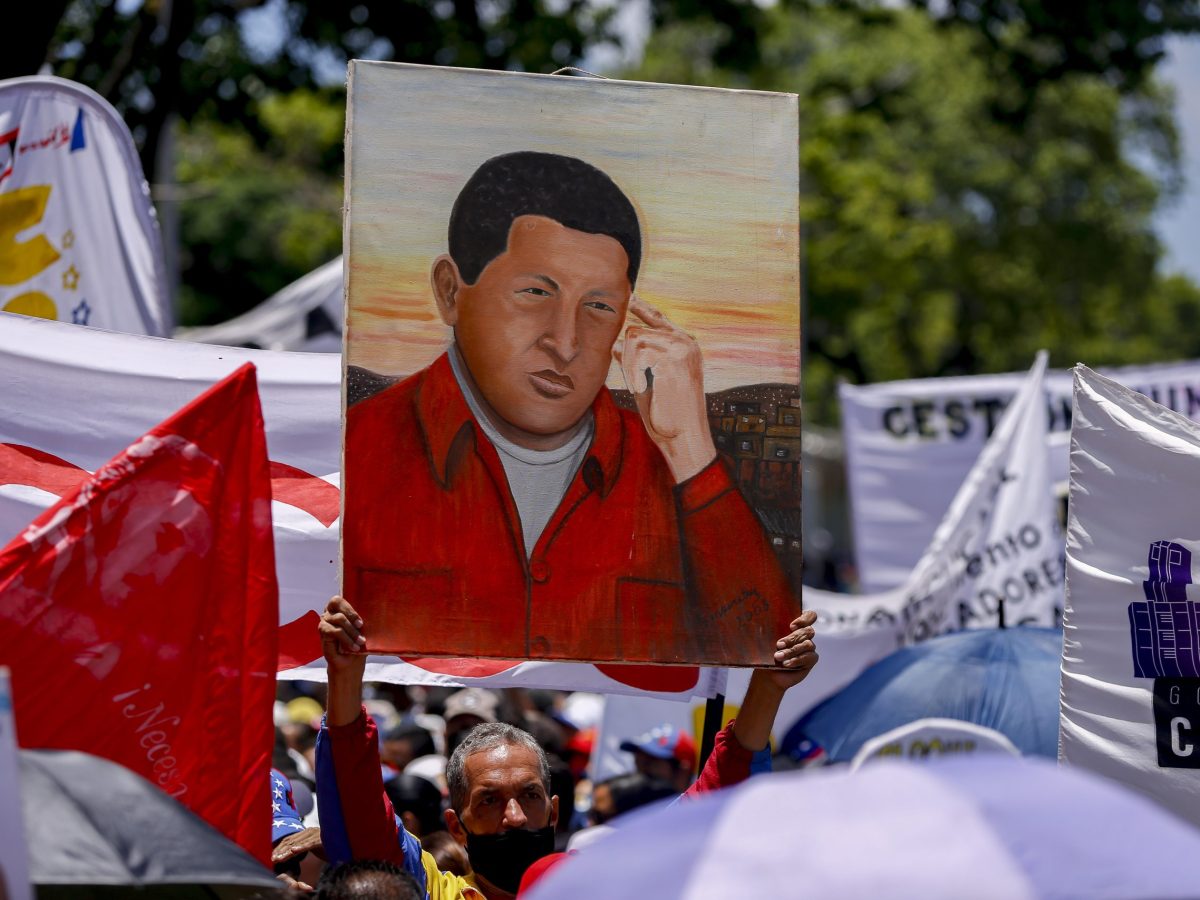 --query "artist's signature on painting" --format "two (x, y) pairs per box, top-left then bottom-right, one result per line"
(696, 588), (770, 630)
